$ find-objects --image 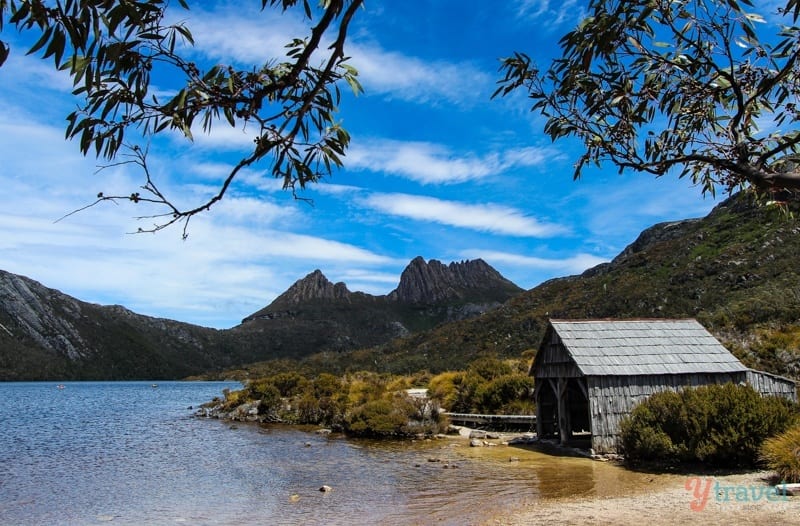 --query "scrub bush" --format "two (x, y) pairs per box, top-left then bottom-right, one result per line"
(620, 383), (798, 467)
(344, 396), (415, 437)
